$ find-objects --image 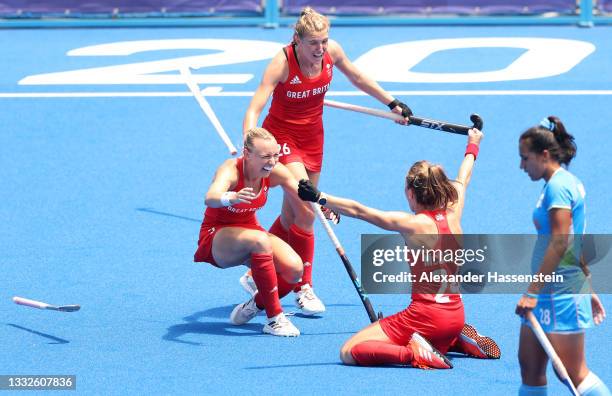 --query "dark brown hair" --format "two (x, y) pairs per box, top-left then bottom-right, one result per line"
(405, 160), (458, 209)
(520, 116), (577, 166)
